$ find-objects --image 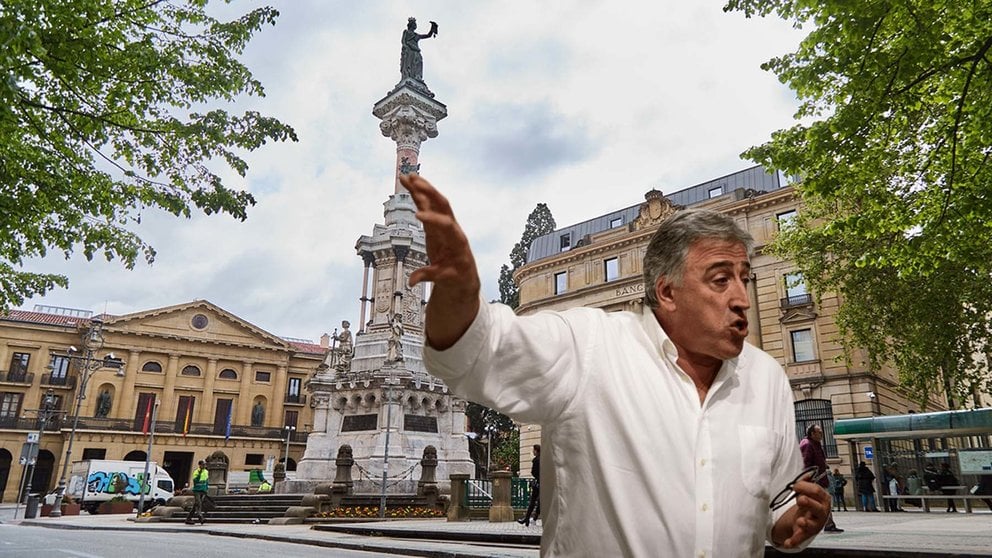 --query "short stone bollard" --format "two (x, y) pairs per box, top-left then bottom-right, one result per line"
(447, 473), (470, 522)
(488, 470), (515, 523)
